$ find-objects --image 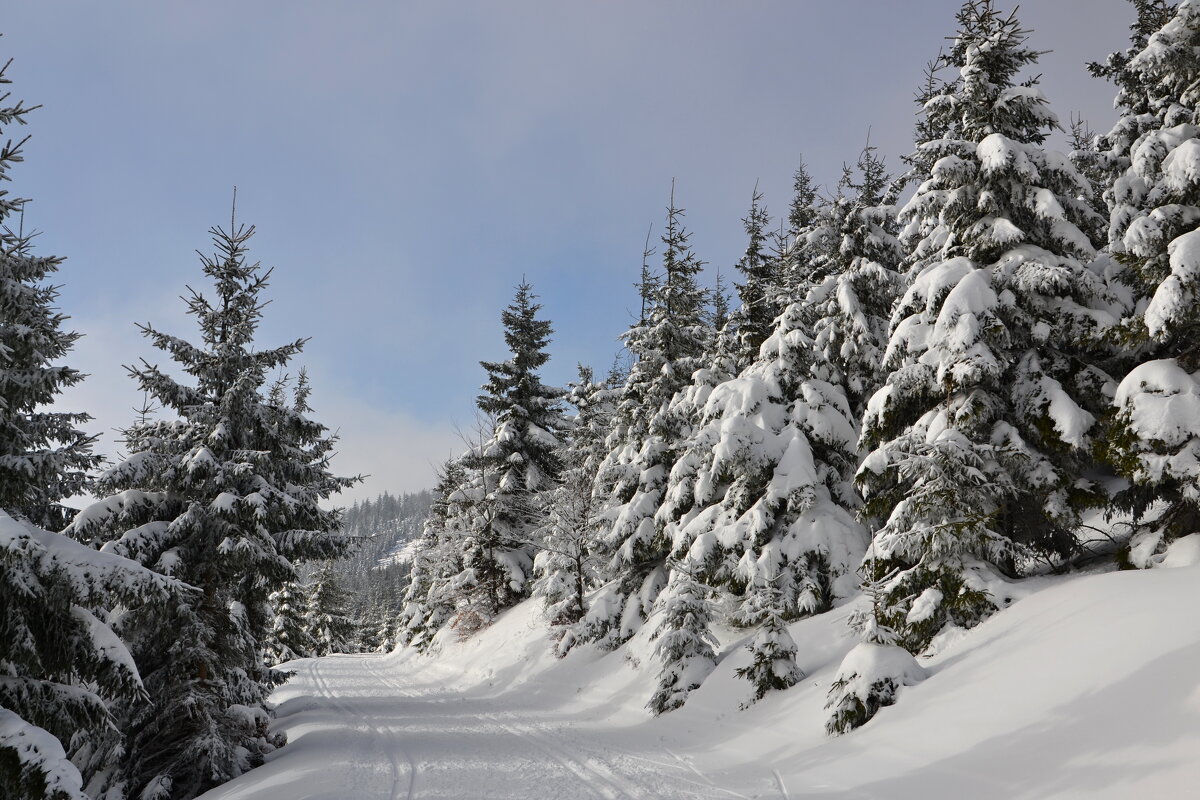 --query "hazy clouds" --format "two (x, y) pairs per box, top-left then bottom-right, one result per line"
(6, 1), (1136, 501)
